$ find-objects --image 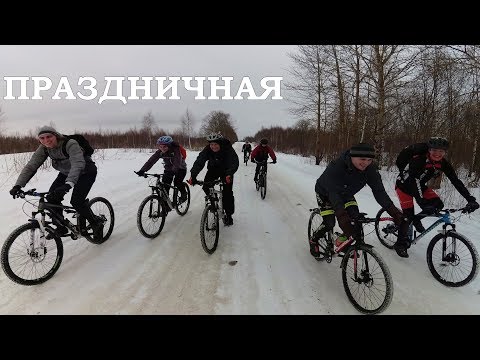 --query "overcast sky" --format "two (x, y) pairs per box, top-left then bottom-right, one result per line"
(0, 45), (299, 139)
